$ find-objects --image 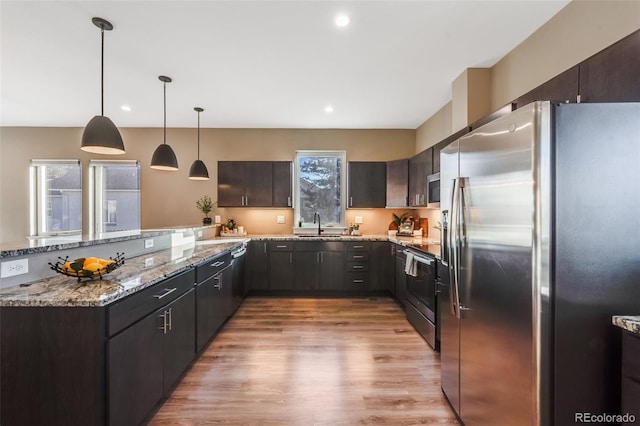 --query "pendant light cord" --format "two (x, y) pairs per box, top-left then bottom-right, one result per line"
(163, 81), (167, 145)
(100, 27), (105, 116)
(197, 110), (201, 159)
